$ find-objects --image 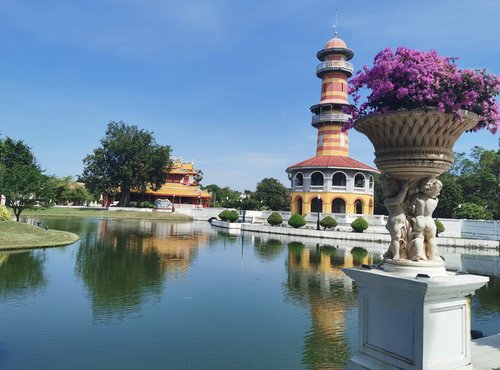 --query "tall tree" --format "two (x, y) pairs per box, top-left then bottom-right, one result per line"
(434, 173), (464, 218)
(0, 137), (53, 221)
(254, 178), (290, 211)
(201, 184), (240, 207)
(449, 147), (499, 219)
(81, 122), (172, 206)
